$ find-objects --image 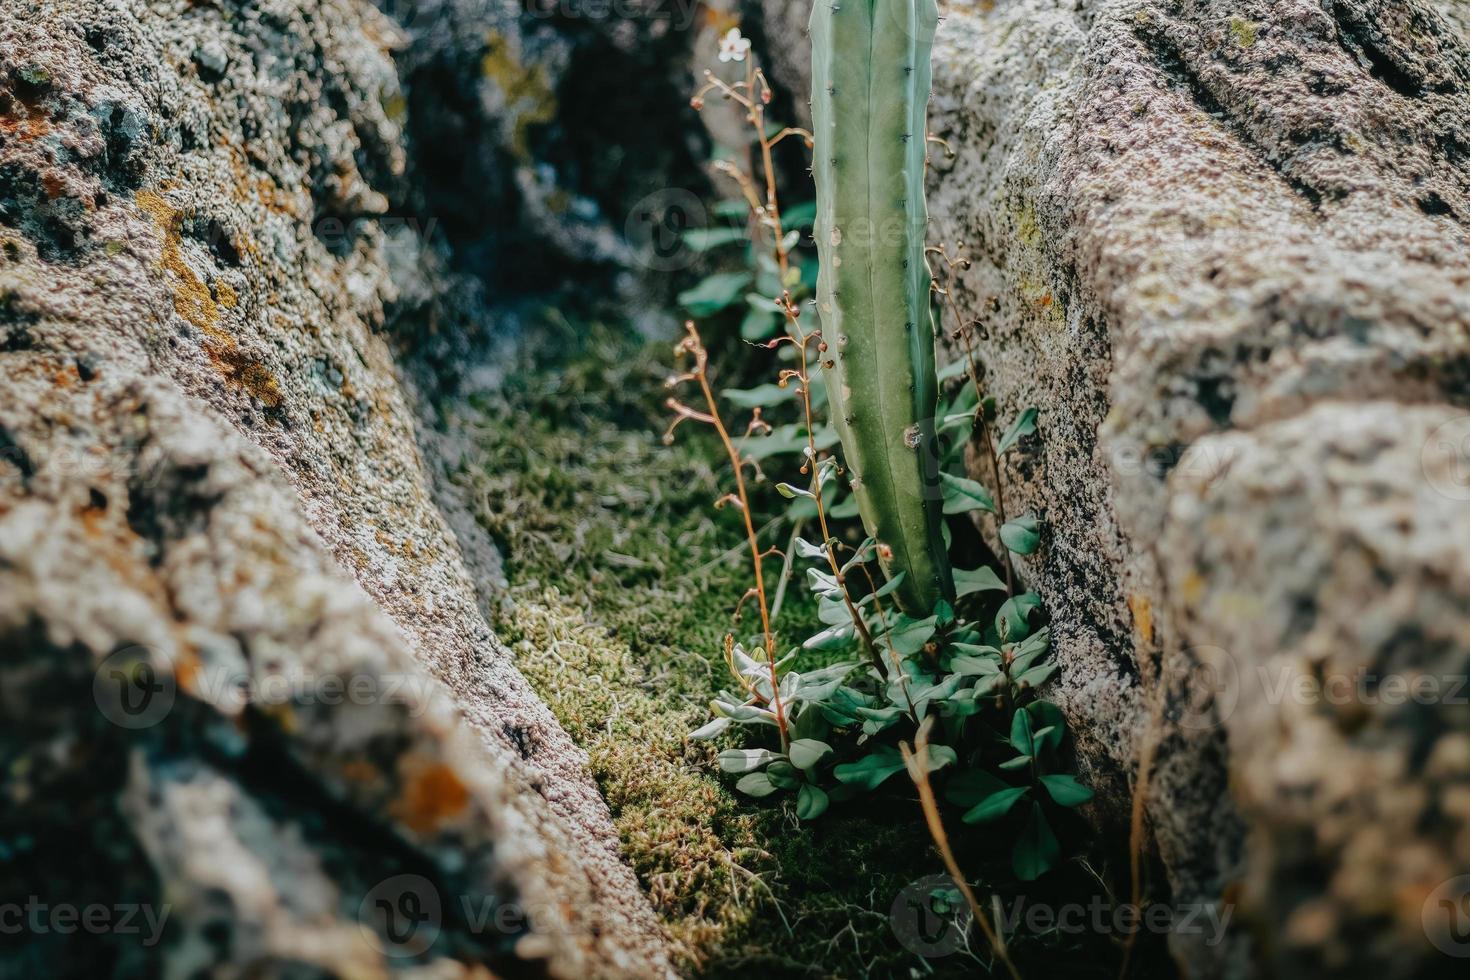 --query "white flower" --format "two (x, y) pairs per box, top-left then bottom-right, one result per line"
(718, 28), (751, 64)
